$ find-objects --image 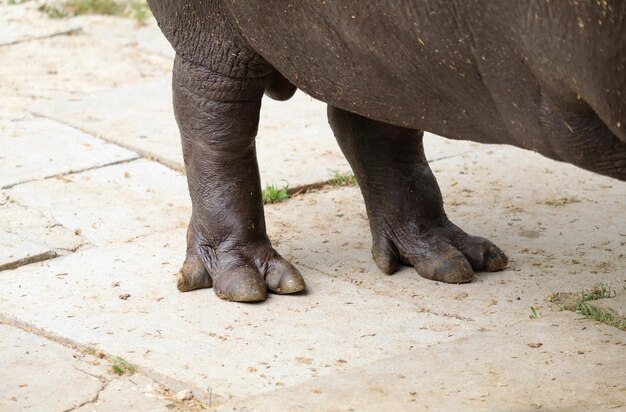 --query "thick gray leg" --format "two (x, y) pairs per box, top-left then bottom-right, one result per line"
(328, 106), (508, 283)
(148, 0), (305, 301)
(173, 56), (305, 302)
